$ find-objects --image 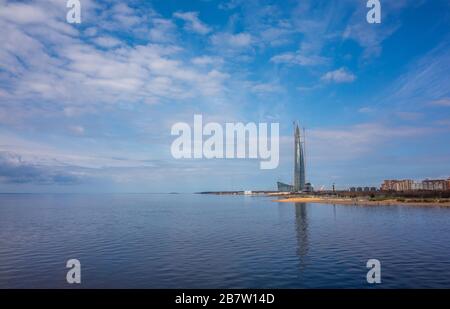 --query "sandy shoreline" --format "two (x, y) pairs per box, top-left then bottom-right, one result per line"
(275, 196), (450, 207)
